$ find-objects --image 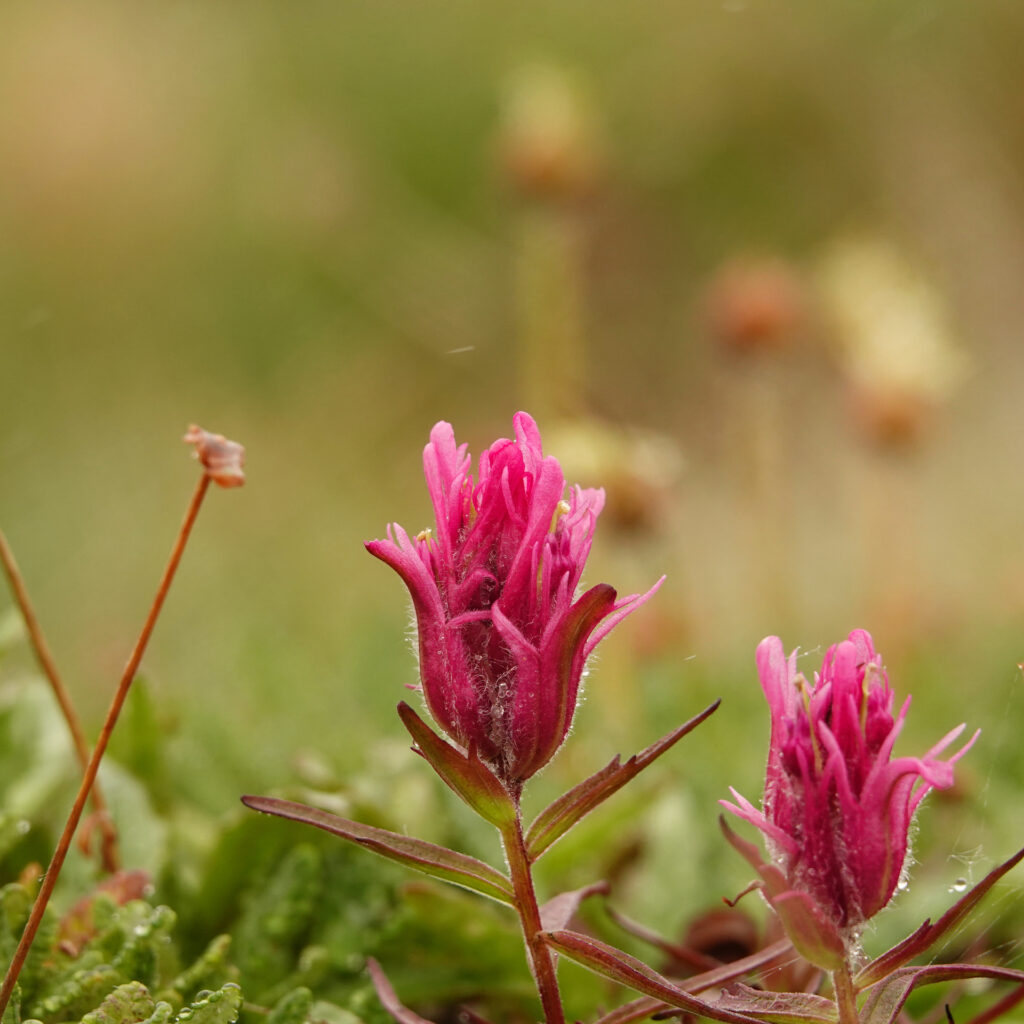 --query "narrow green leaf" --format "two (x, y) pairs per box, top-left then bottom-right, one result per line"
(856, 846), (1024, 987)
(543, 929), (765, 1024)
(525, 700), (720, 860)
(241, 796), (513, 905)
(859, 964), (1024, 1024)
(396, 703), (515, 827)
